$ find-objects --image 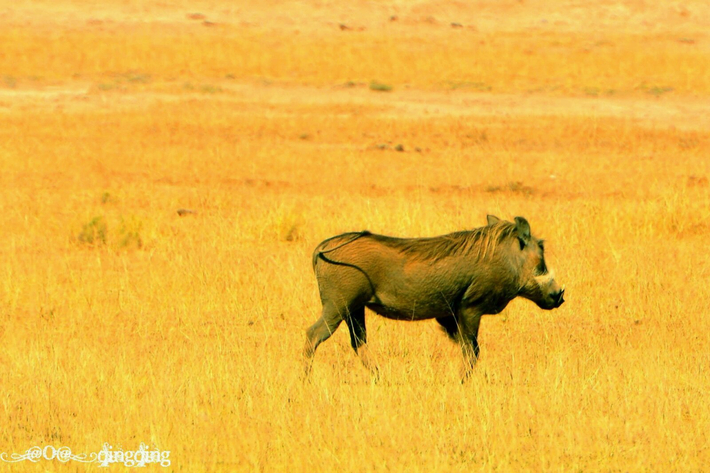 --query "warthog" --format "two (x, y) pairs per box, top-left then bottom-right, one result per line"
(303, 215), (565, 380)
